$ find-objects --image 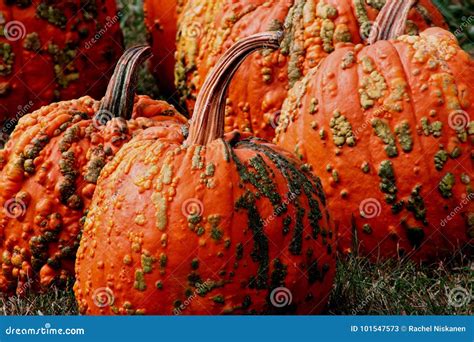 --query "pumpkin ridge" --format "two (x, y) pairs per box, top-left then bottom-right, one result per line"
(384, 38), (437, 187)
